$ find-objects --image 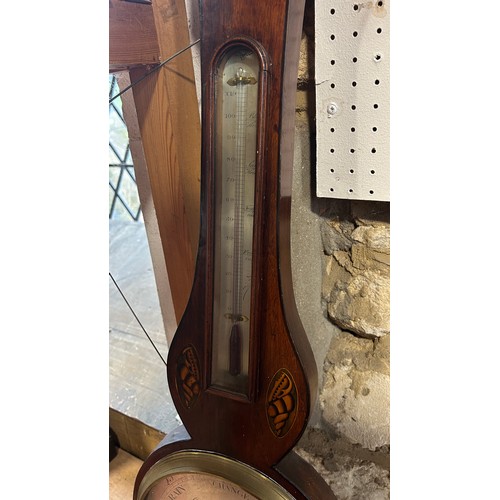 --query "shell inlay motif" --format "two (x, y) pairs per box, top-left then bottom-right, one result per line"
(177, 346), (201, 409)
(266, 369), (297, 437)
